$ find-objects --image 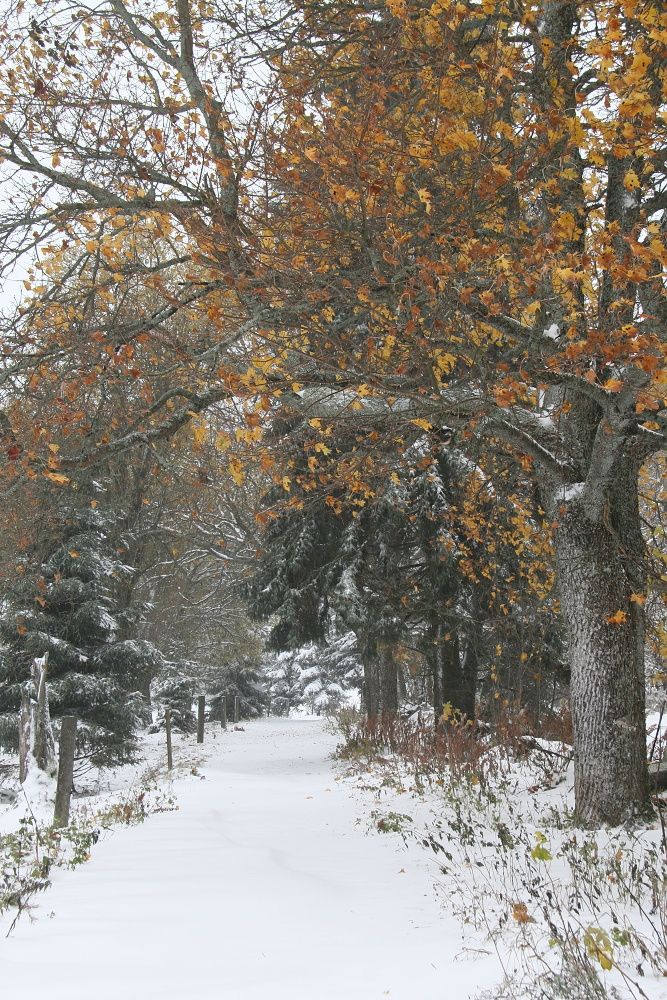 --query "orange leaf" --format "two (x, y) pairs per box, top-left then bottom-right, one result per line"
(511, 902), (531, 924)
